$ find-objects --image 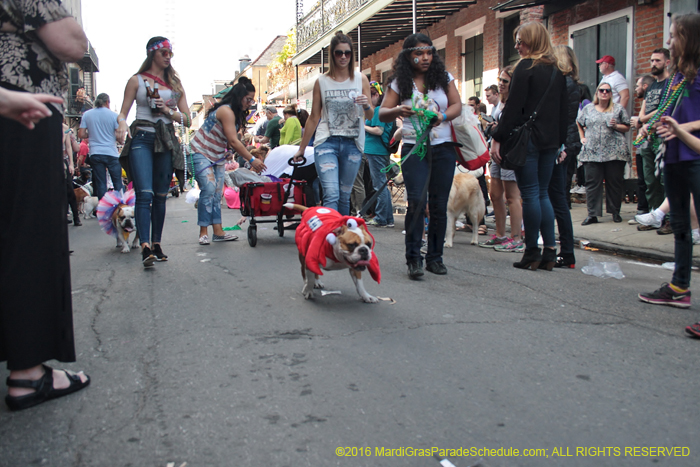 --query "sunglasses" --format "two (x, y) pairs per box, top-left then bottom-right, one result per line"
(598, 89), (612, 94)
(334, 50), (352, 58)
(498, 77), (510, 84)
(515, 39), (525, 47)
(159, 49), (173, 58)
